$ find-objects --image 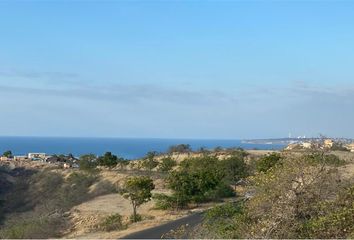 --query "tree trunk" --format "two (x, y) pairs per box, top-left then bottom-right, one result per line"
(132, 202), (137, 222)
